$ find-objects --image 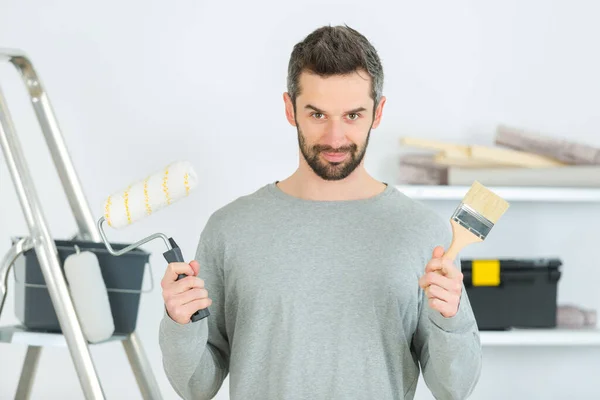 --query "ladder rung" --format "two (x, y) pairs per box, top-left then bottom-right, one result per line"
(0, 325), (127, 347)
